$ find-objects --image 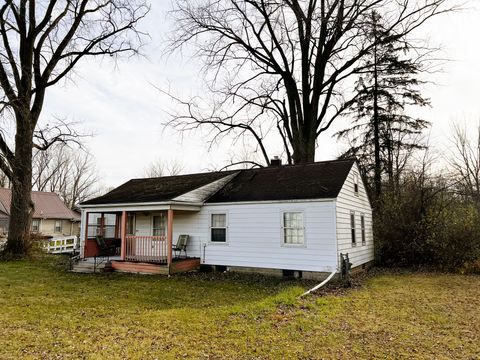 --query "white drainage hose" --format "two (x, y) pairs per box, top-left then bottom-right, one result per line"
(300, 271), (337, 297)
